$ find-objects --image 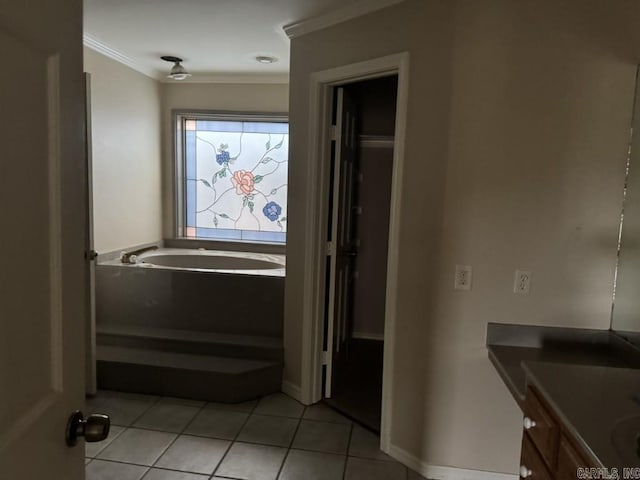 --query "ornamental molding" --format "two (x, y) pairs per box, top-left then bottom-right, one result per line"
(283, 0), (406, 39)
(83, 33), (289, 85)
